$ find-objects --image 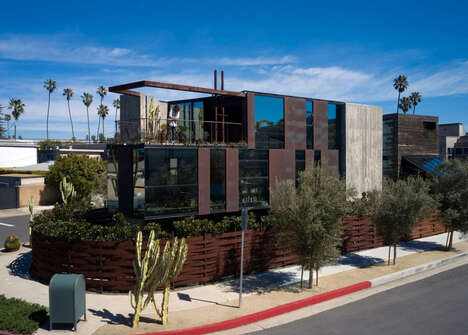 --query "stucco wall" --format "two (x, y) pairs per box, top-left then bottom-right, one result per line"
(0, 146), (37, 168)
(345, 103), (382, 195)
(120, 94), (147, 142)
